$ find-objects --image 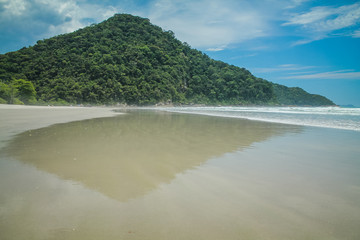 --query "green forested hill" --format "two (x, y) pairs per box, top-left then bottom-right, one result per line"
(273, 84), (334, 106)
(0, 14), (334, 106)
